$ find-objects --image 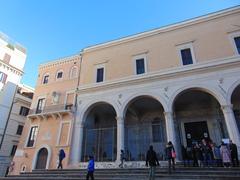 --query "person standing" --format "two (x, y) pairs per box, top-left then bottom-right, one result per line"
(229, 140), (239, 167)
(119, 149), (125, 168)
(165, 141), (176, 174)
(212, 143), (222, 167)
(146, 145), (160, 180)
(86, 156), (95, 180)
(220, 142), (231, 168)
(201, 139), (212, 167)
(57, 149), (66, 169)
